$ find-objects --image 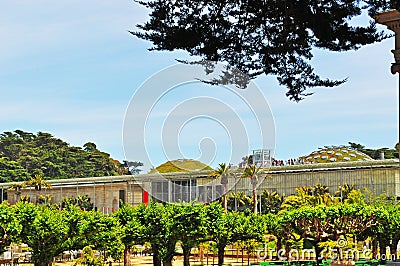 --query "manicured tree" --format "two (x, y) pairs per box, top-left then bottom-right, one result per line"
(78, 210), (123, 261)
(0, 203), (22, 253)
(386, 205), (400, 258)
(209, 163), (232, 211)
(61, 203), (86, 257)
(15, 203), (69, 266)
(364, 204), (400, 261)
(263, 212), (285, 258)
(171, 202), (210, 266)
(204, 202), (230, 266)
(231, 212), (267, 263)
(133, 202), (177, 266)
(281, 204), (378, 265)
(113, 204), (145, 266)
